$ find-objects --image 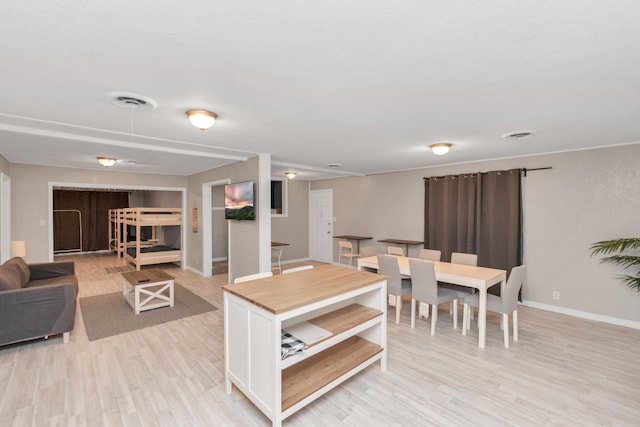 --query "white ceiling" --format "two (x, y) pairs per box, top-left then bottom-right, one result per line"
(1, 1), (639, 180)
